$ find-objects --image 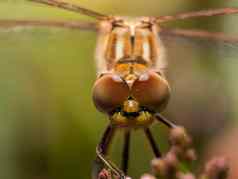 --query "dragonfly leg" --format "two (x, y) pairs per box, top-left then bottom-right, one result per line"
(92, 124), (126, 179)
(154, 113), (177, 129)
(98, 124), (115, 155)
(121, 130), (131, 174)
(144, 128), (161, 158)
